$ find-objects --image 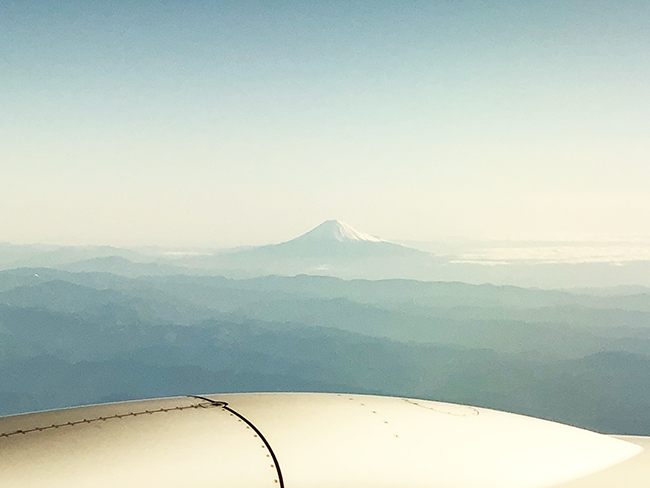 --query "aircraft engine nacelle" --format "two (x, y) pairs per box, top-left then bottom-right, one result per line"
(0, 393), (647, 487)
